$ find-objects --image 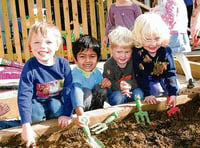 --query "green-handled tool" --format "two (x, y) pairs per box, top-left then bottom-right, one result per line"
(134, 95), (150, 125)
(80, 116), (105, 148)
(90, 112), (119, 134)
